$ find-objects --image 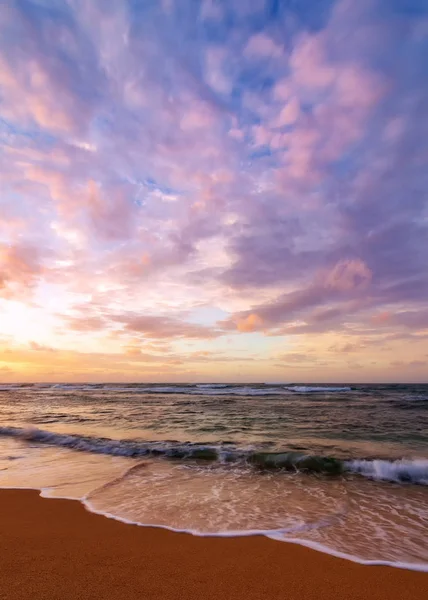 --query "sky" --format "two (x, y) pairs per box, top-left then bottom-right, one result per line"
(0, 0), (428, 383)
